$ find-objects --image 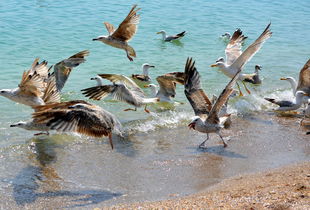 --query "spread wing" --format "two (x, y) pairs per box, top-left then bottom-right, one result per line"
(231, 23), (272, 70)
(18, 69), (45, 97)
(53, 50), (89, 91)
(225, 29), (247, 66)
(296, 59), (310, 94)
(184, 57), (212, 119)
(156, 72), (185, 98)
(81, 84), (142, 106)
(33, 102), (114, 137)
(98, 73), (144, 96)
(104, 22), (115, 35)
(111, 5), (141, 42)
(81, 85), (116, 101)
(41, 77), (61, 105)
(207, 68), (241, 124)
